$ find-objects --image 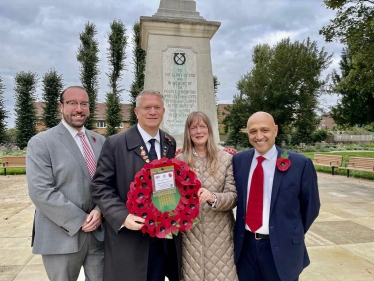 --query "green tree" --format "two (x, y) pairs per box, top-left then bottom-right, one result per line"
(320, 0), (374, 111)
(330, 47), (374, 126)
(223, 38), (332, 145)
(320, 0), (373, 44)
(41, 69), (64, 129)
(77, 22), (100, 130)
(105, 19), (128, 136)
(222, 94), (250, 148)
(14, 71), (38, 149)
(0, 76), (8, 143)
(5, 128), (17, 144)
(129, 21), (146, 126)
